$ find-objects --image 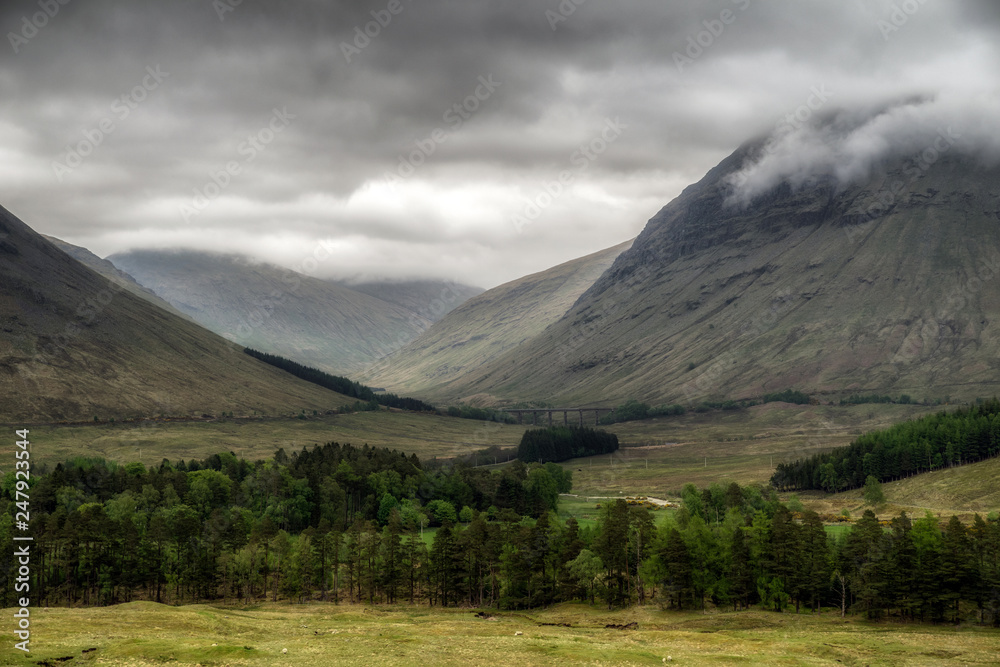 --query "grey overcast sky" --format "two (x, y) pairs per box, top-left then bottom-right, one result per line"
(2, 0), (999, 288)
